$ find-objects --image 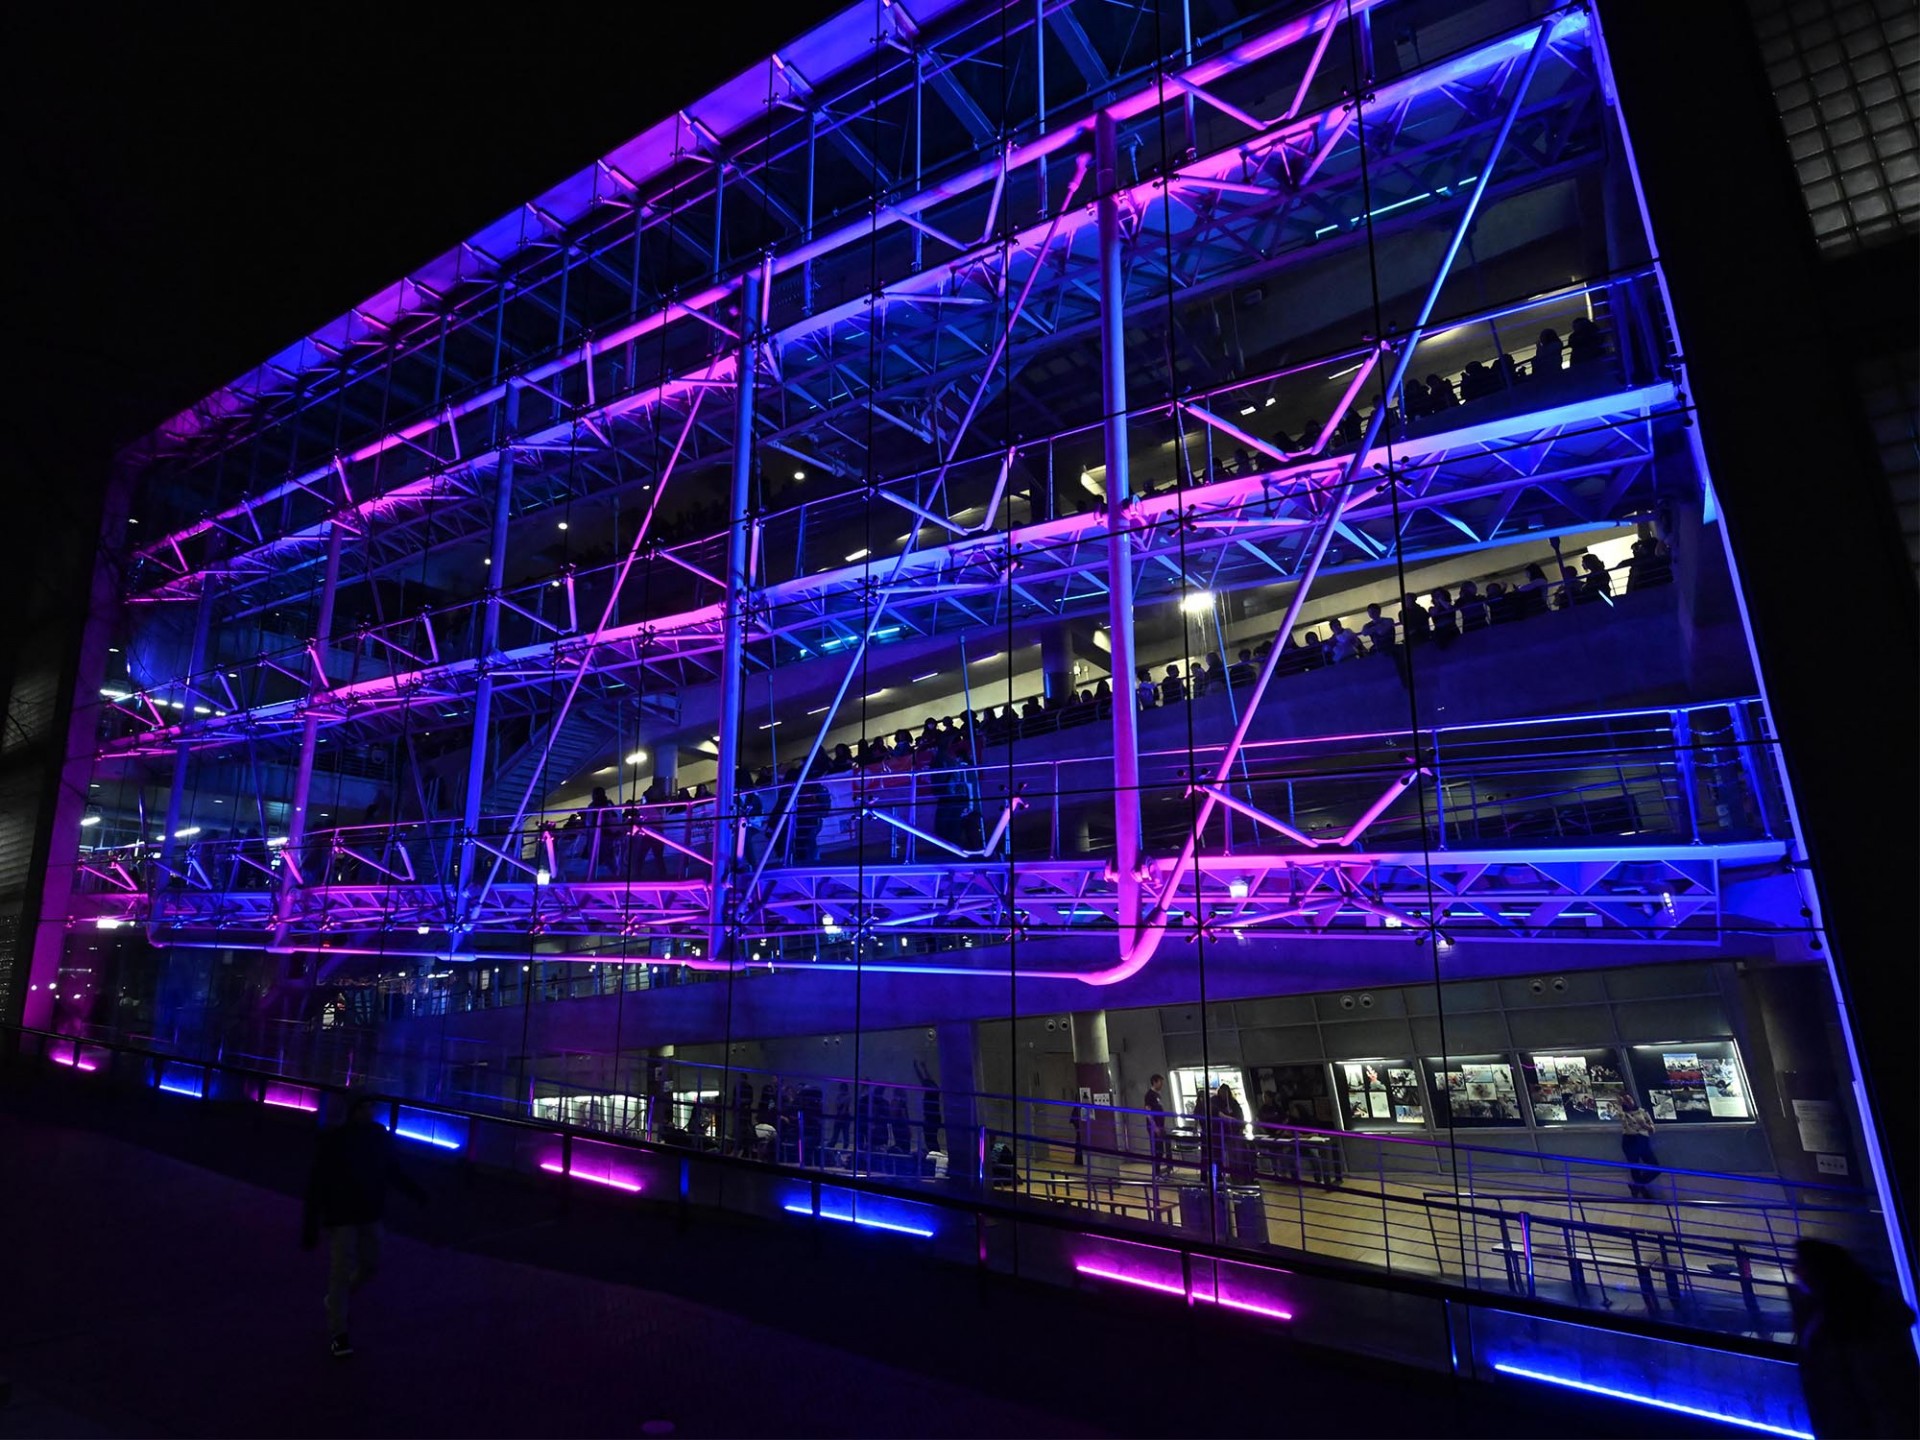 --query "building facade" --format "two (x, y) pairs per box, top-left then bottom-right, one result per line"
(13, 0), (1914, 1427)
